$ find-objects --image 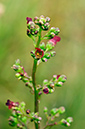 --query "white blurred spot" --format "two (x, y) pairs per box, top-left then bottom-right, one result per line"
(0, 3), (5, 17)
